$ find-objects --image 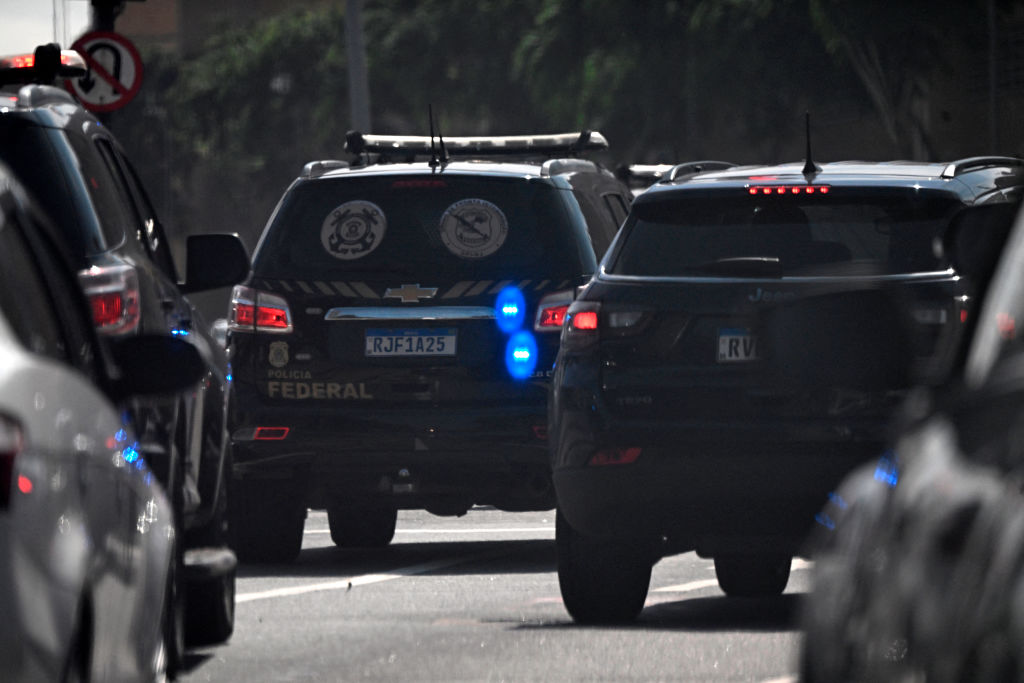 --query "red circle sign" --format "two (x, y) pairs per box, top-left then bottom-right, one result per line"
(65, 31), (144, 113)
